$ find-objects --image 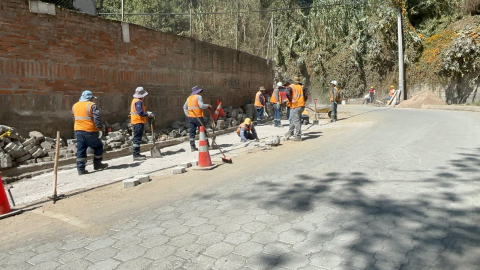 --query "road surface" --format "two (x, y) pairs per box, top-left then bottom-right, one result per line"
(1, 106), (479, 270)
